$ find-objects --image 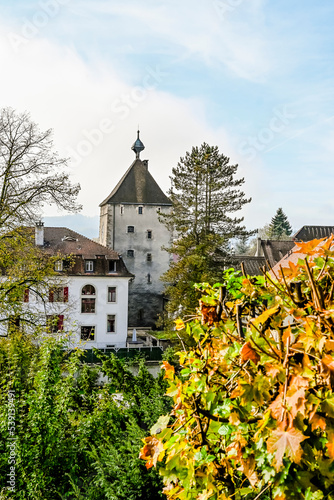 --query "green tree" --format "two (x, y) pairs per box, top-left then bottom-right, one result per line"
(141, 237), (334, 500)
(160, 143), (252, 318)
(0, 333), (171, 499)
(268, 208), (293, 239)
(234, 235), (251, 255)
